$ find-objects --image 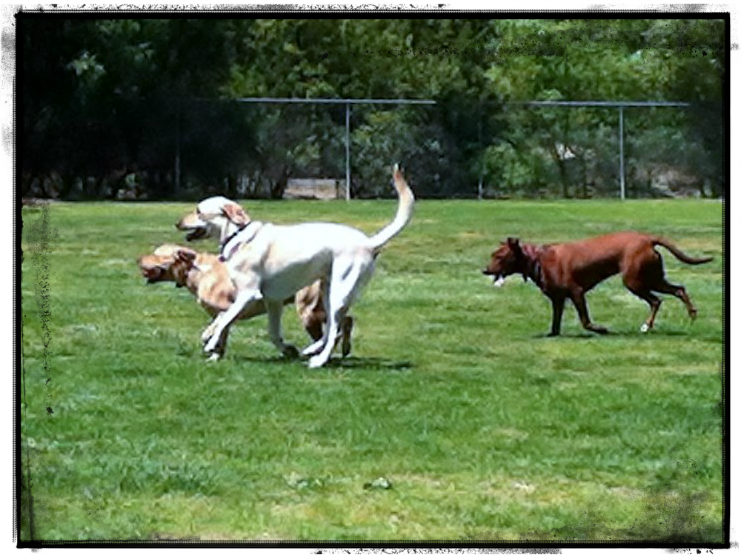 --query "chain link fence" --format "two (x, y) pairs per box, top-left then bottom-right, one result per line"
(21, 97), (723, 201)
